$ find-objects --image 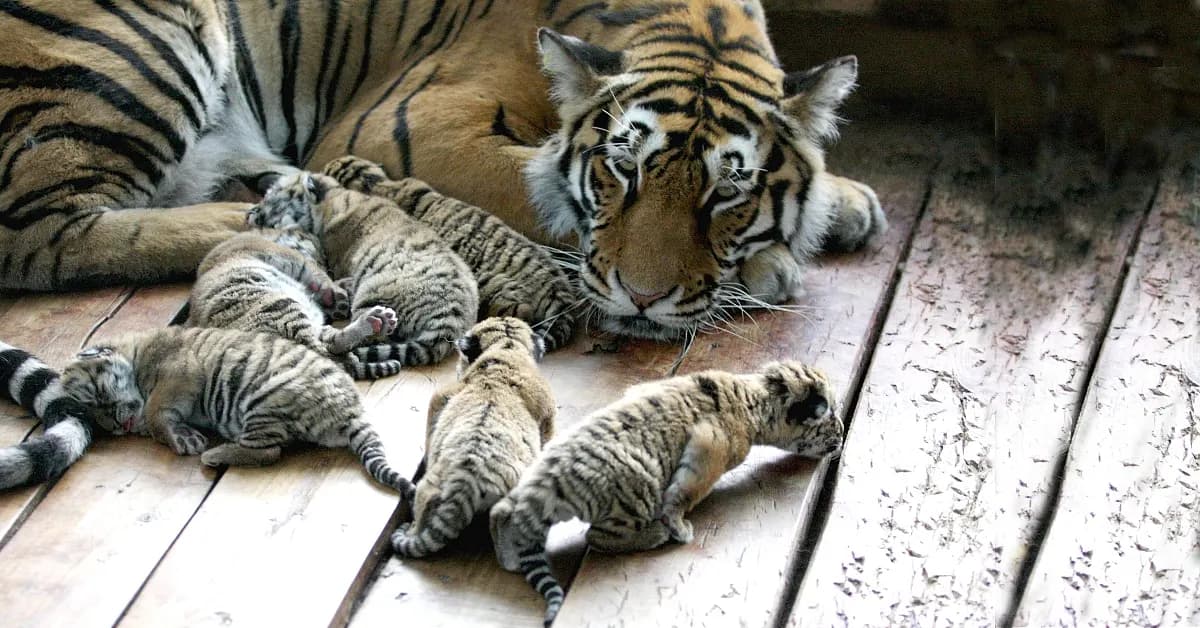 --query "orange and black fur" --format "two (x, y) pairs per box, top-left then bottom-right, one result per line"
(0, 0), (883, 343)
